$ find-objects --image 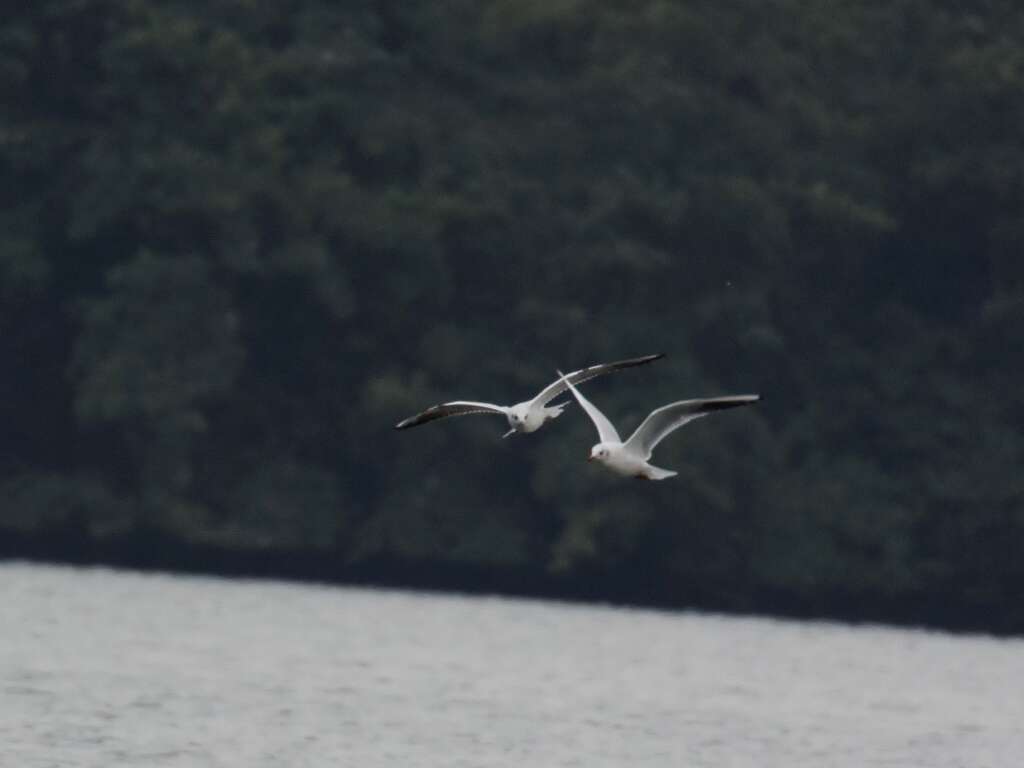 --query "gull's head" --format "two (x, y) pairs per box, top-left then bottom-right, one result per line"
(588, 443), (613, 463)
(508, 403), (531, 431)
